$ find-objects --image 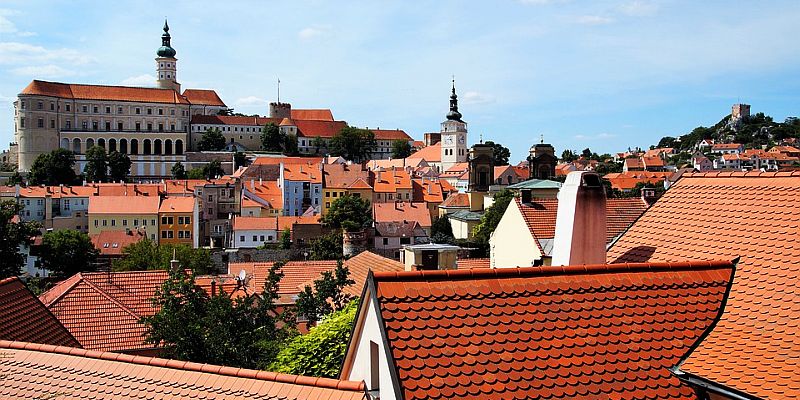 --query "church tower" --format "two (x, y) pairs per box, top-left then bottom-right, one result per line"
(155, 20), (180, 92)
(440, 79), (468, 172)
